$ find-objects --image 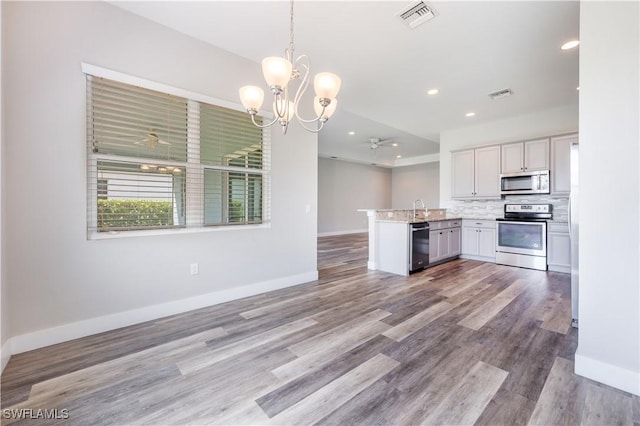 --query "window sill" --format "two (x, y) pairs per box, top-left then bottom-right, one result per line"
(87, 223), (271, 240)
